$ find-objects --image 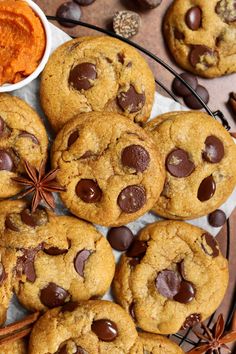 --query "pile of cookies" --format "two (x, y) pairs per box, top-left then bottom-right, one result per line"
(0, 11), (236, 354)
